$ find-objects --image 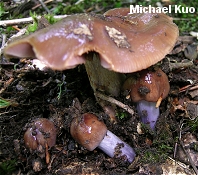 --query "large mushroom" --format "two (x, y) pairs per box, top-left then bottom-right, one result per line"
(4, 8), (178, 98)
